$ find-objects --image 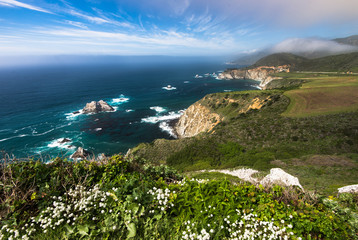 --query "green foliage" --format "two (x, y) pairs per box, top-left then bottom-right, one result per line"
(1, 157), (357, 239)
